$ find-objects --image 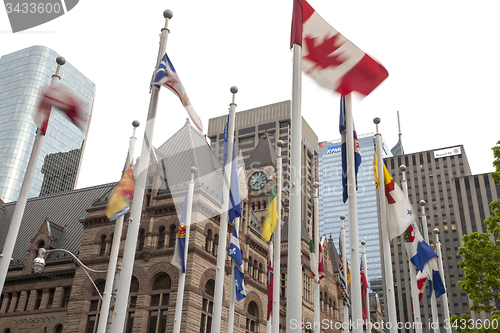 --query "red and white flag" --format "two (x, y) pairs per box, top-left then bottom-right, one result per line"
(291, 0), (388, 96)
(34, 83), (85, 135)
